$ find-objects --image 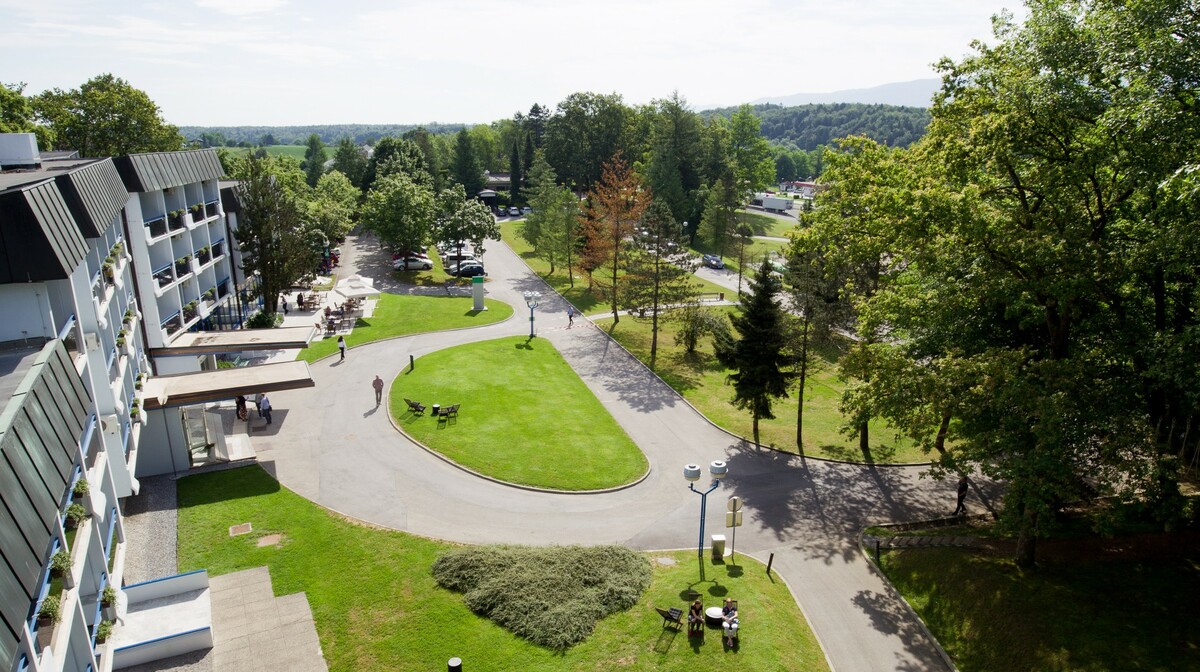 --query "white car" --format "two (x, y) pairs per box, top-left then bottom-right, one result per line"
(393, 257), (433, 271)
(508, 206), (520, 216)
(521, 206), (532, 215)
